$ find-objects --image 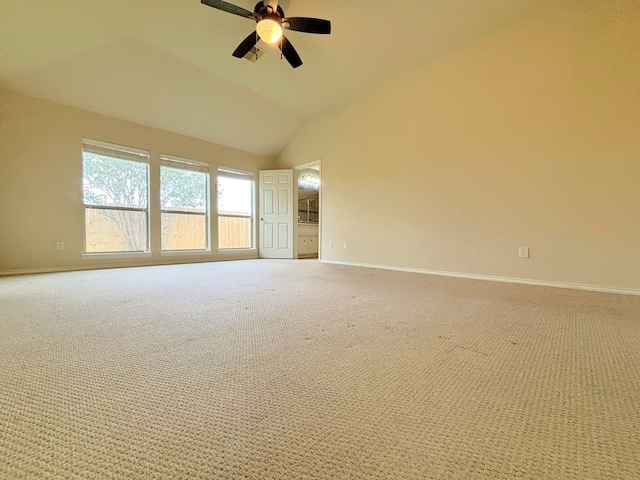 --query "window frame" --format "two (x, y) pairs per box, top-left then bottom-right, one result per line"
(81, 139), (151, 256)
(160, 154), (211, 253)
(217, 167), (256, 251)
